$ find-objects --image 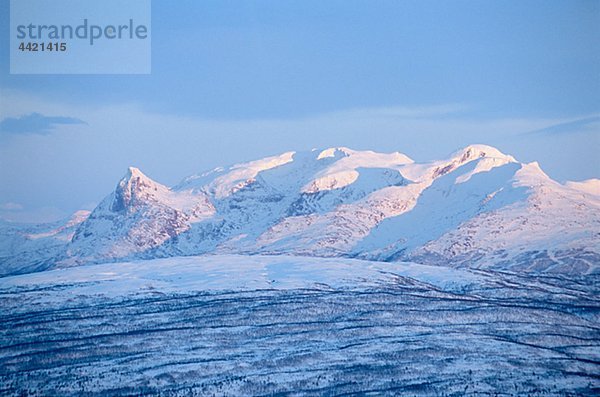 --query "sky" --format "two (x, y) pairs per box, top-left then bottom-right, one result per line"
(0, 0), (599, 222)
